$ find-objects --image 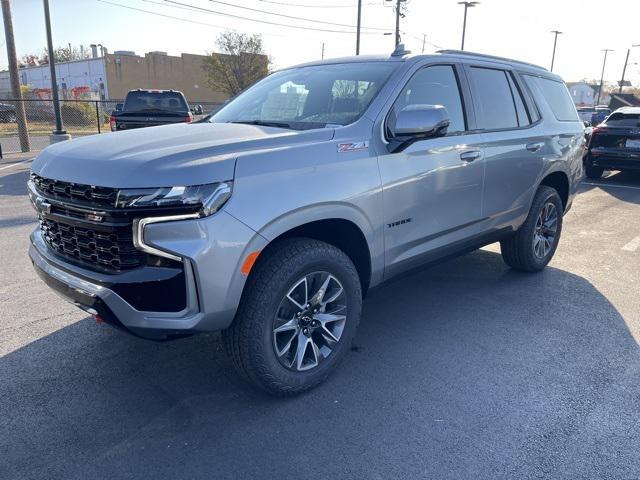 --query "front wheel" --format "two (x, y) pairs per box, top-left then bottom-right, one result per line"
(500, 185), (563, 272)
(222, 238), (362, 396)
